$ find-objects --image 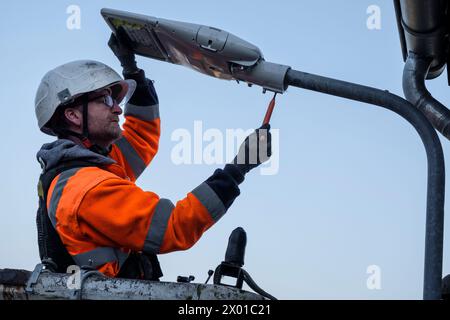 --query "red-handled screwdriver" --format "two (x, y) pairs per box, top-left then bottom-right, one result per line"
(262, 92), (277, 126)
